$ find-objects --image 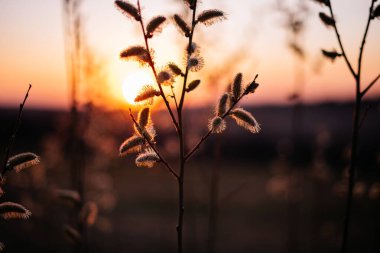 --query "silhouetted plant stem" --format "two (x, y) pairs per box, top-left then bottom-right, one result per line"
(1, 84), (32, 177)
(341, 91), (361, 253)
(117, 2), (260, 253)
(175, 1), (198, 252)
(136, 0), (180, 131)
(323, 1), (379, 253)
(178, 0), (198, 111)
(177, 138), (185, 253)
